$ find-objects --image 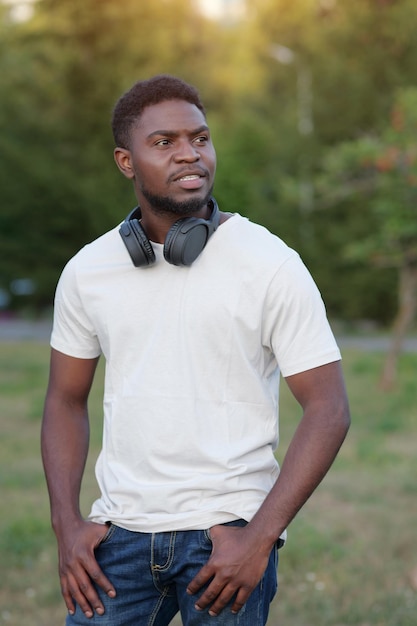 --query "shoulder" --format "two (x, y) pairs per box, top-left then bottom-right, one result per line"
(76, 225), (125, 262)
(217, 213), (298, 268)
(62, 225), (127, 273)
(55, 225), (130, 298)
